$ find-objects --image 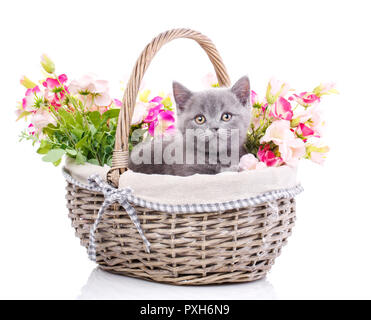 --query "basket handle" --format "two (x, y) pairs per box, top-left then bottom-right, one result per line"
(108, 28), (231, 185)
